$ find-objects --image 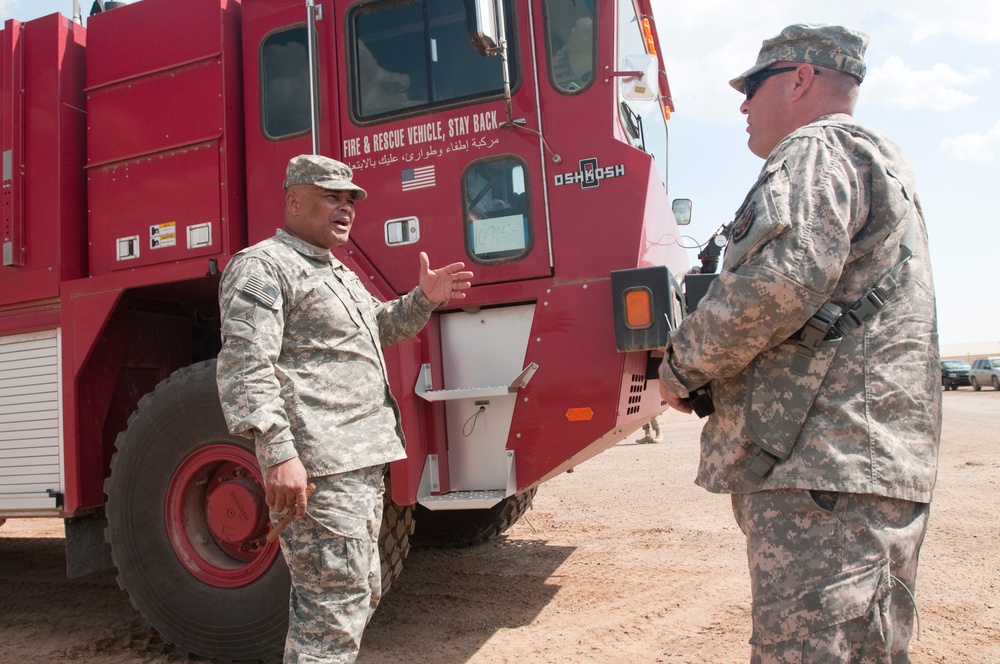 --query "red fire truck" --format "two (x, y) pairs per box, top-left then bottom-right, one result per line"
(0, 0), (689, 659)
